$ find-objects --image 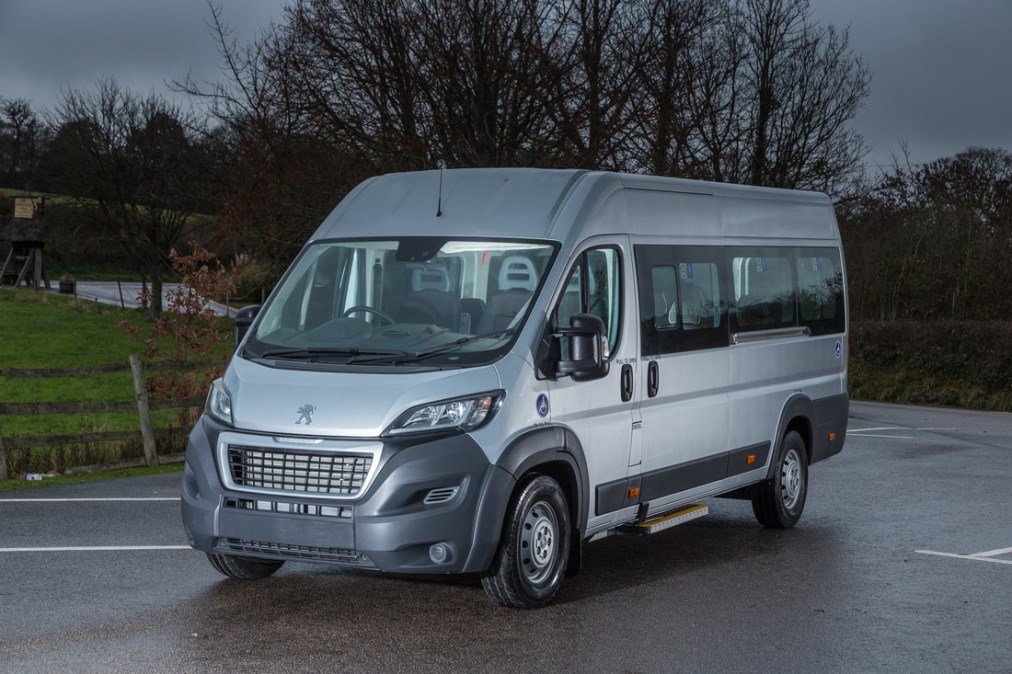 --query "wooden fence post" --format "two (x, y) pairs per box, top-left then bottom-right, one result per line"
(0, 426), (8, 481)
(129, 355), (159, 467)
